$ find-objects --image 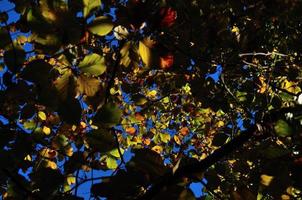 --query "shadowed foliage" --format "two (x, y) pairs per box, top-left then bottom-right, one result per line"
(1, 0), (302, 199)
